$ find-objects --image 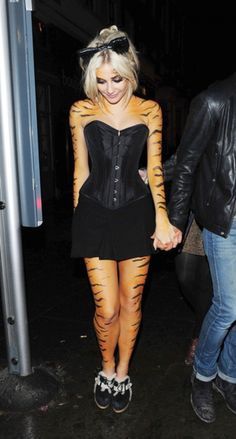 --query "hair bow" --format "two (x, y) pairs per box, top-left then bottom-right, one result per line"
(77, 36), (129, 65)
